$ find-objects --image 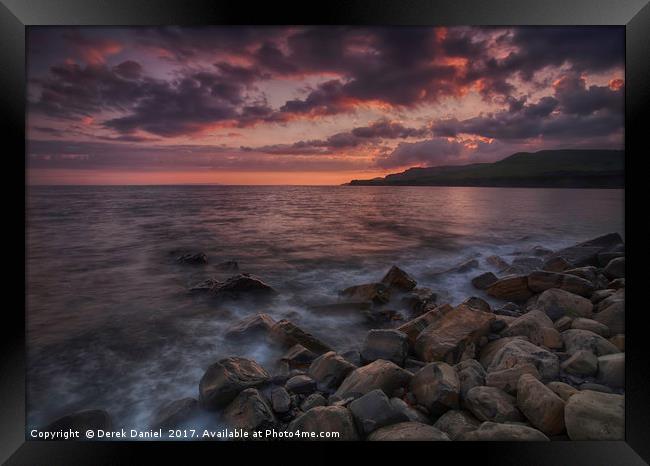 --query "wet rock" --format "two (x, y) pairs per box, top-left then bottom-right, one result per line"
(362, 308), (405, 324)
(458, 421), (549, 441)
(486, 255), (510, 270)
(548, 233), (624, 268)
(462, 296), (491, 313)
(381, 265), (417, 291)
(367, 422), (450, 441)
(389, 398), (431, 424)
(270, 387), (291, 414)
(45, 409), (112, 433)
(592, 300), (624, 335)
(340, 283), (390, 305)
(414, 304), (494, 363)
(562, 329), (620, 357)
(213, 274), (277, 299)
(308, 351), (357, 392)
(516, 374), (565, 435)
(570, 318), (610, 337)
(478, 336), (529, 369)
(199, 357), (270, 410)
(485, 363), (541, 394)
(488, 339), (560, 381)
(546, 381), (579, 401)
(400, 288), (437, 314)
(270, 320), (333, 355)
(433, 410), (480, 440)
(410, 362), (460, 415)
(561, 350), (598, 377)
(335, 359), (412, 399)
(348, 389), (408, 435)
(176, 252), (208, 265)
(609, 334), (625, 352)
(501, 310), (557, 348)
(604, 257), (625, 279)
(597, 353), (624, 388)
(280, 344), (318, 371)
(486, 275), (532, 302)
(527, 271), (594, 297)
(151, 398), (199, 430)
(451, 258), (479, 273)
(224, 313), (276, 341)
(189, 278), (220, 293)
(553, 316), (573, 332)
(536, 288), (593, 321)
(300, 393), (327, 411)
(564, 390), (624, 440)
(222, 388), (276, 431)
(288, 406), (359, 440)
(464, 386), (523, 423)
(286, 375), (316, 394)
(542, 256), (572, 273)
(397, 303), (453, 346)
(471, 272), (498, 290)
(455, 359), (486, 400)
(361, 329), (409, 366)
(340, 349), (362, 367)
(512, 256), (544, 272)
